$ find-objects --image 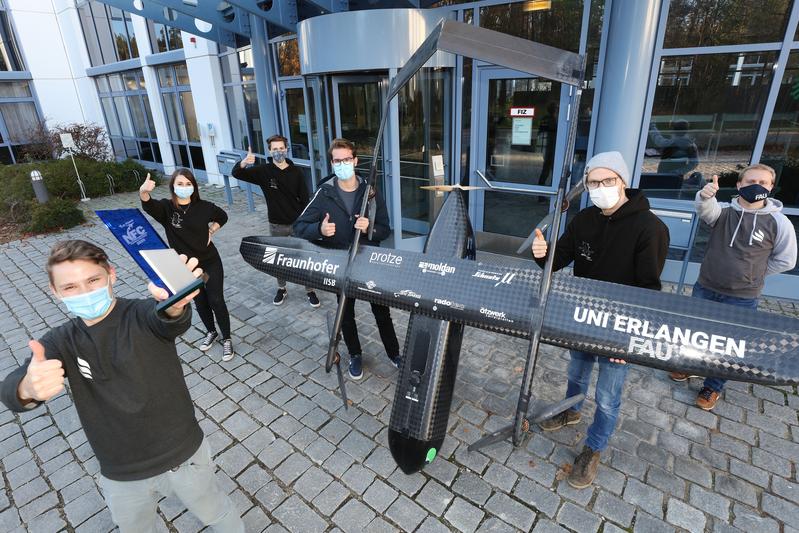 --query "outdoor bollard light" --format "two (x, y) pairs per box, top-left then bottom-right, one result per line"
(30, 170), (50, 204)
